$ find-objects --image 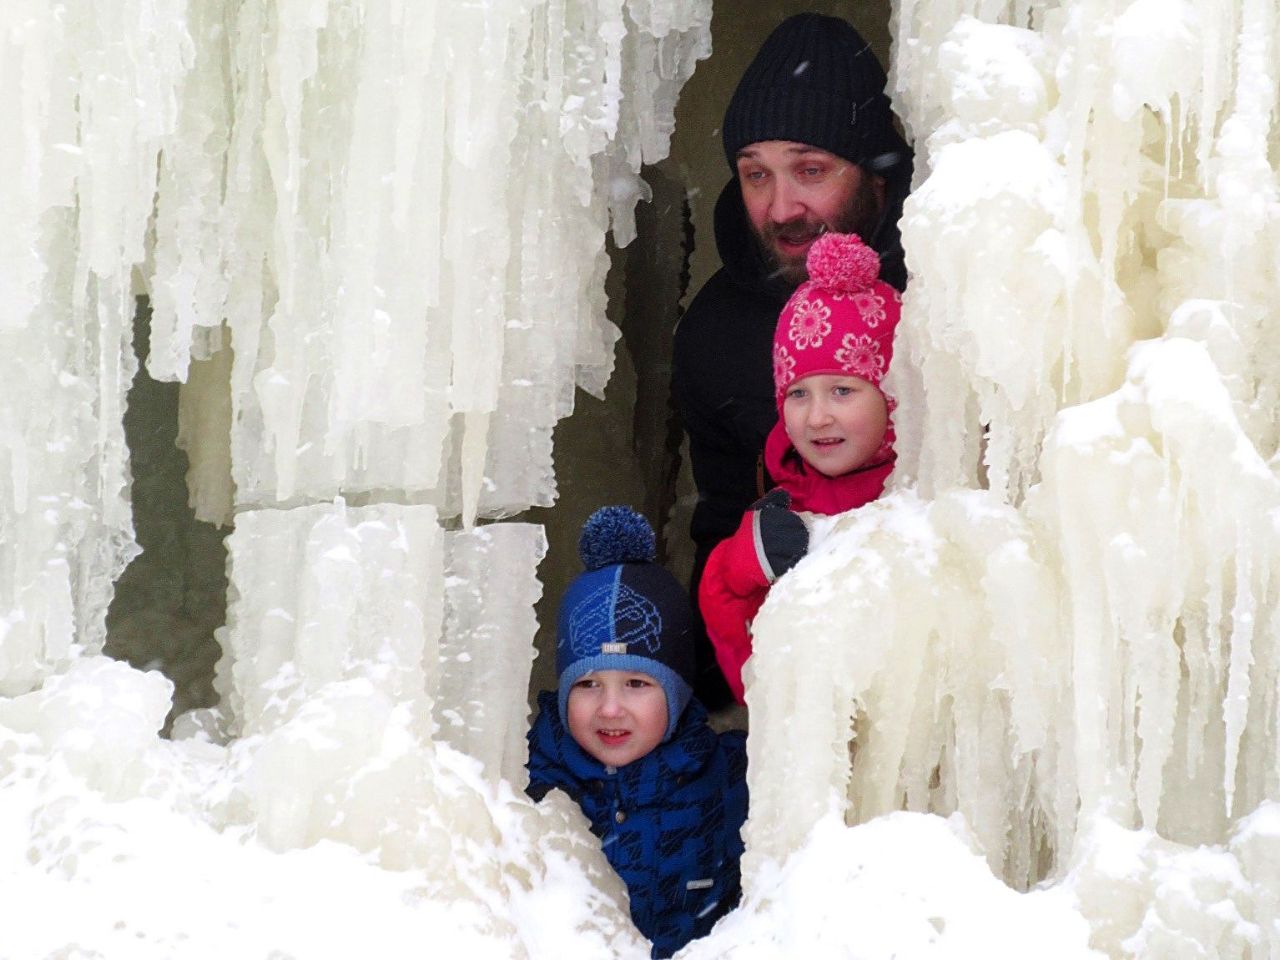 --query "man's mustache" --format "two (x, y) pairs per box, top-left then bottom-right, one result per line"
(762, 219), (828, 247)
